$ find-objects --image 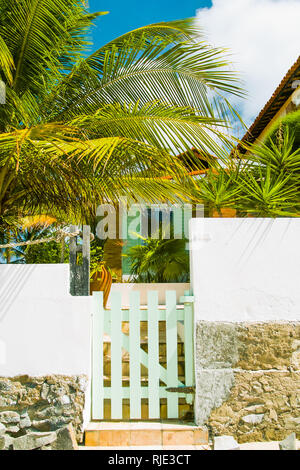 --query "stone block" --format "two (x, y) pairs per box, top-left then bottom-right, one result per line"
(241, 414), (264, 424)
(0, 411), (20, 424)
(279, 433), (297, 450)
(51, 424), (78, 450)
(0, 423), (5, 436)
(236, 323), (300, 371)
(13, 431), (57, 450)
(20, 413), (31, 429)
(195, 369), (234, 425)
(214, 436), (240, 450)
(208, 370), (300, 442)
(0, 375), (87, 441)
(195, 322), (239, 369)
